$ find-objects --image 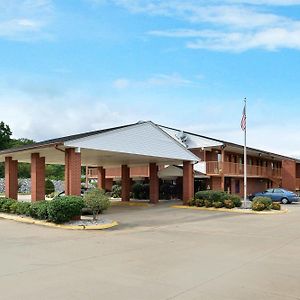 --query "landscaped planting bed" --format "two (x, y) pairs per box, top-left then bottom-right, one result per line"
(251, 196), (281, 211)
(187, 191), (282, 212)
(0, 196), (84, 224)
(188, 191), (242, 209)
